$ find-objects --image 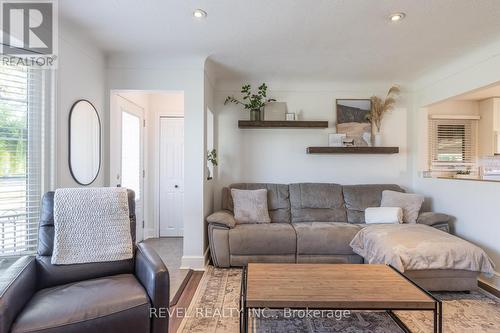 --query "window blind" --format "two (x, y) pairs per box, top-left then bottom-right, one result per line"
(0, 63), (53, 256)
(428, 118), (478, 171)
